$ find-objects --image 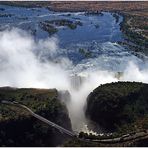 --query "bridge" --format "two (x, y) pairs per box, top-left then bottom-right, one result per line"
(1, 100), (148, 146)
(1, 100), (76, 138)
